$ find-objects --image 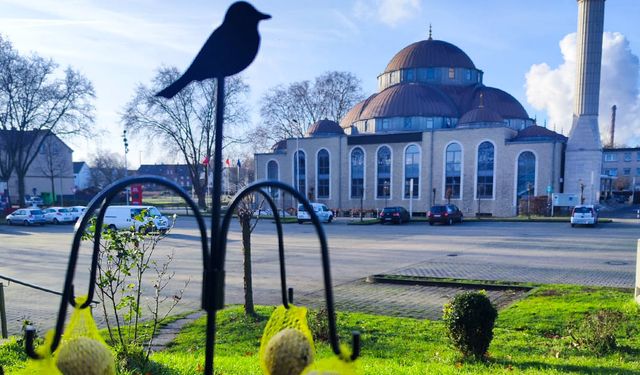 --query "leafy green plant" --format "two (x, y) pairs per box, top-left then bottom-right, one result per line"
(442, 291), (497, 359)
(82, 213), (188, 371)
(568, 309), (624, 355)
